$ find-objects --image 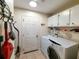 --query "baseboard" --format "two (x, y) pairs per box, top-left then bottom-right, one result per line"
(23, 49), (39, 54)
